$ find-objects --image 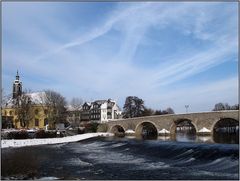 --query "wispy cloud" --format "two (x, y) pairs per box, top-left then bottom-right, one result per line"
(146, 77), (238, 113)
(3, 2), (238, 113)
